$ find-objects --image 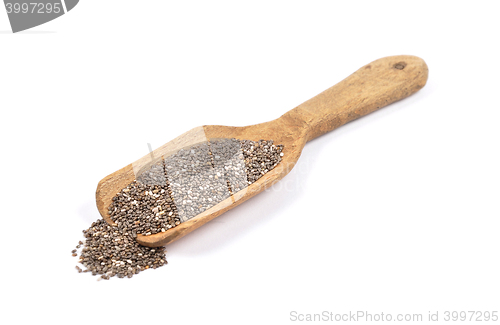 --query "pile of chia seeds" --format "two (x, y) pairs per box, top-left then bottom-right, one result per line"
(74, 138), (284, 280)
(74, 219), (166, 280)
